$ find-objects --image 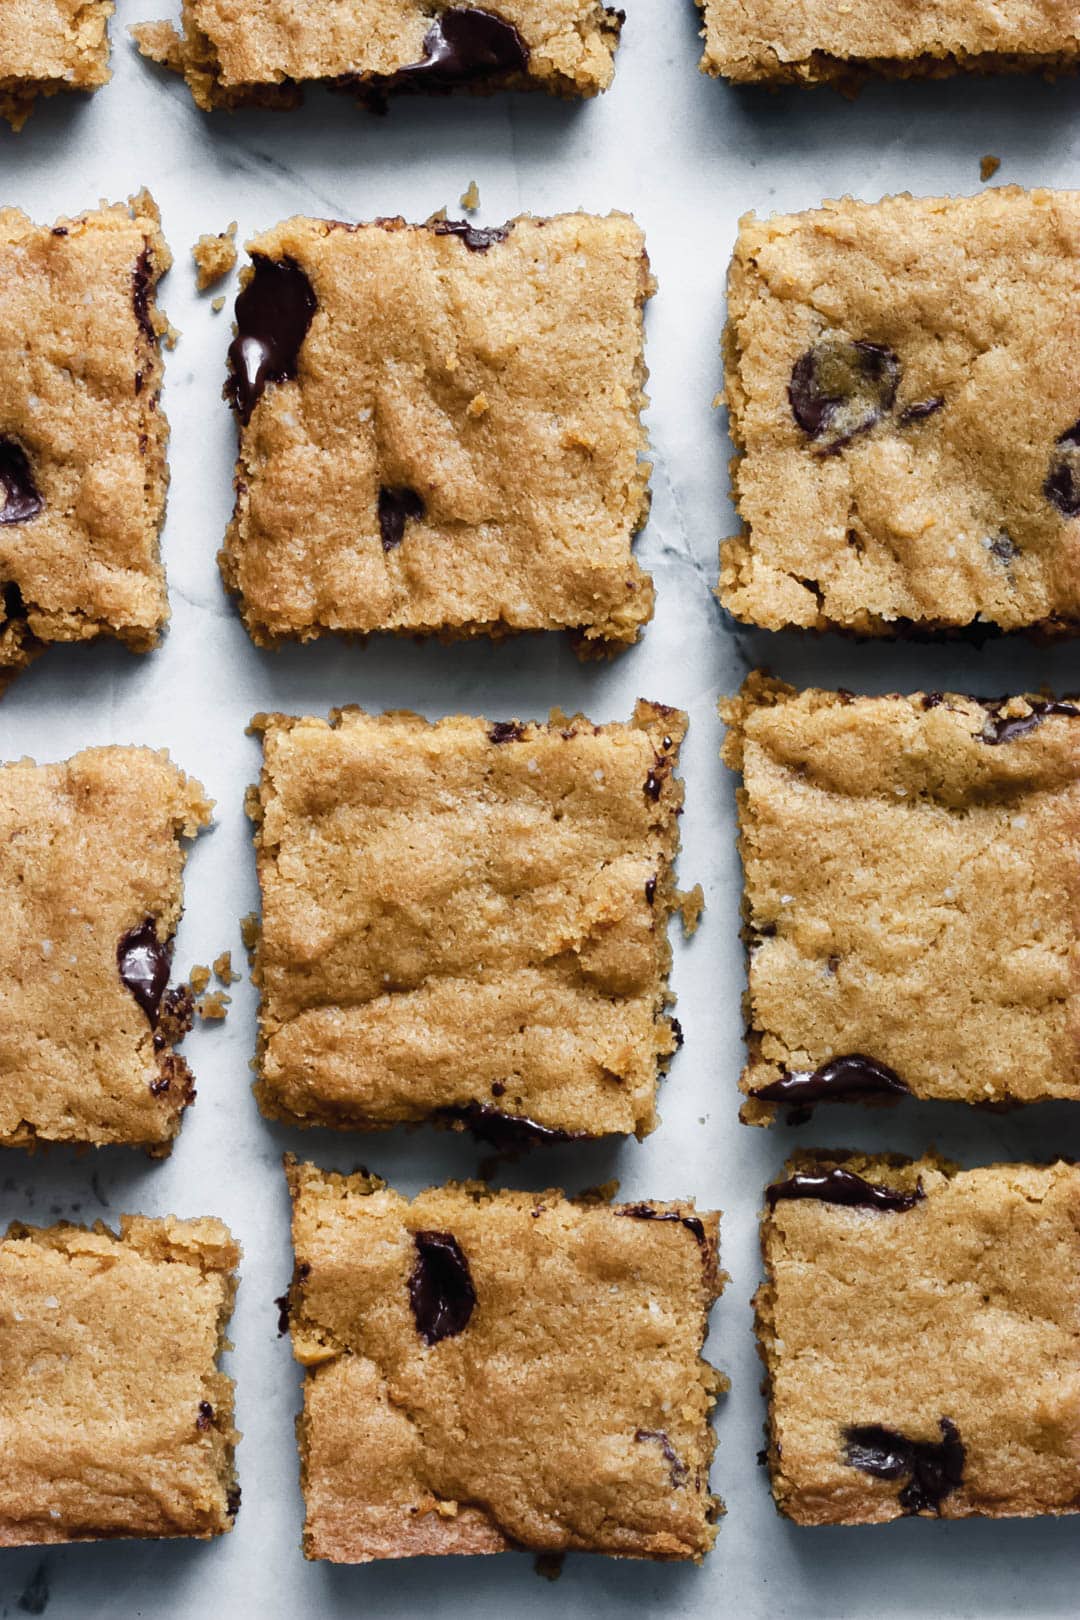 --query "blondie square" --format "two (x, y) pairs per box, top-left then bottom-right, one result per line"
(218, 213), (654, 653)
(722, 674), (1080, 1121)
(0, 1212), (239, 1544)
(720, 188), (1080, 635)
(0, 746), (212, 1150)
(0, 194), (172, 685)
(698, 0), (1079, 85)
(757, 1153), (1080, 1525)
(251, 702), (688, 1143)
(0, 0), (113, 130)
(133, 0), (622, 109)
(283, 1157), (723, 1562)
